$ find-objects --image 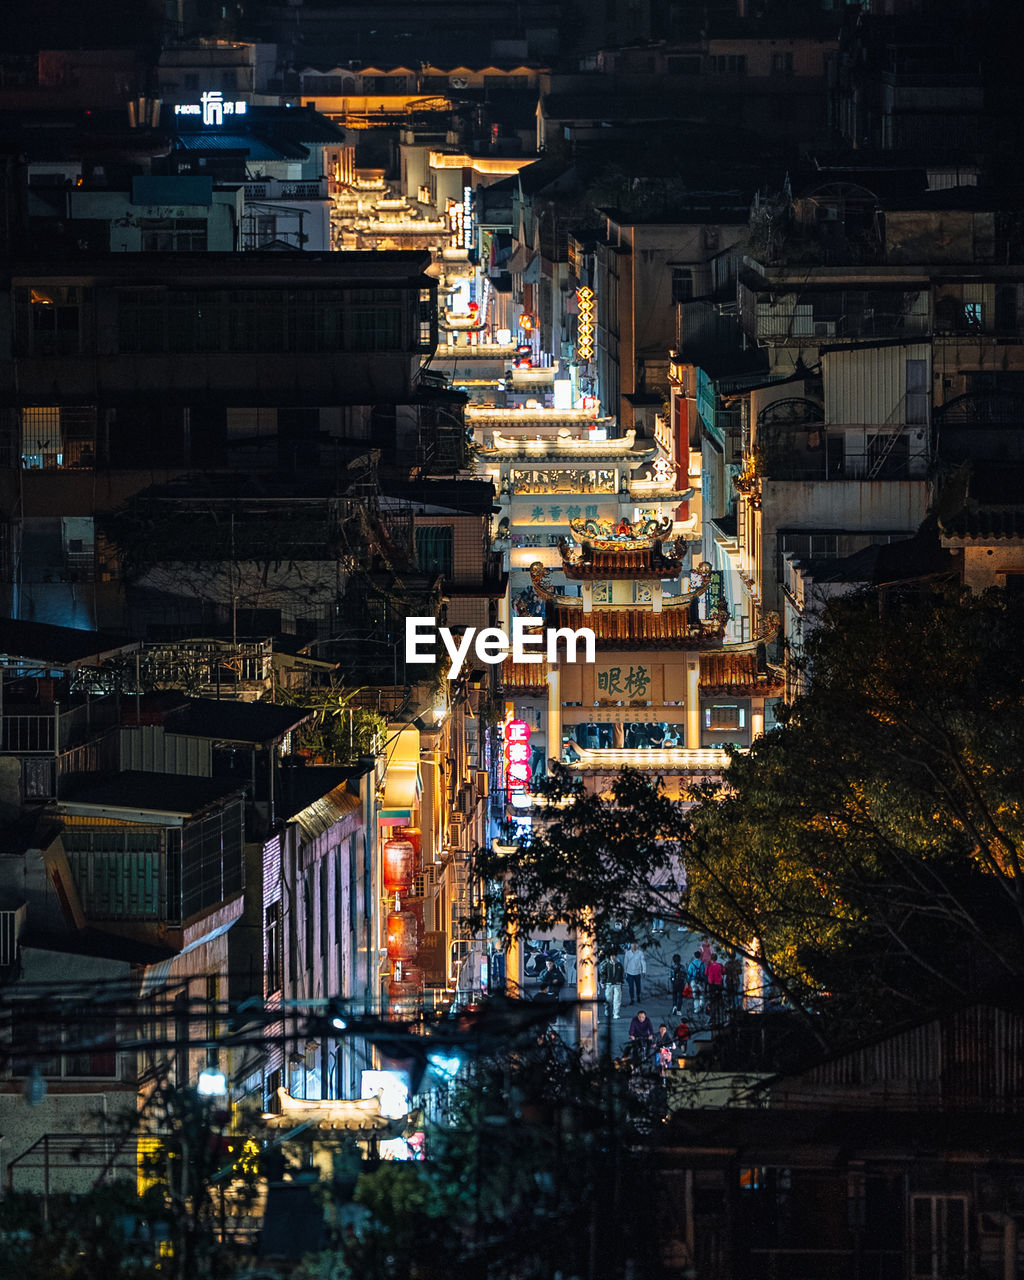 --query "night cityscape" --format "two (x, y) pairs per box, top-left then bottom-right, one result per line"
(0, 0), (1023, 1276)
